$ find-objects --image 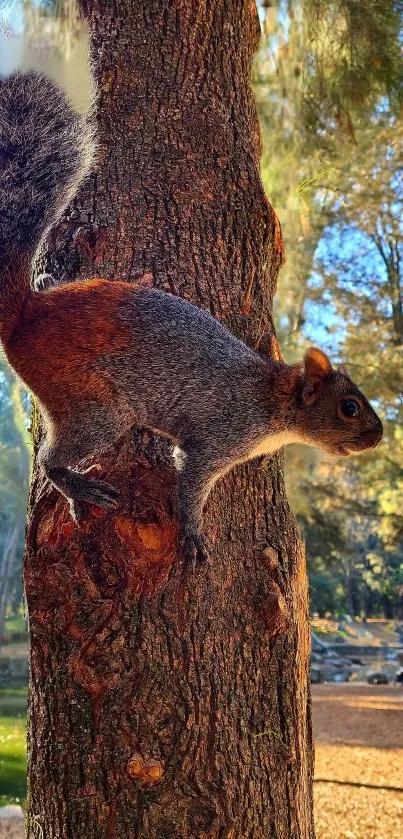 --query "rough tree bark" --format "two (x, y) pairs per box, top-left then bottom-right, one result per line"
(24, 2), (314, 837)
